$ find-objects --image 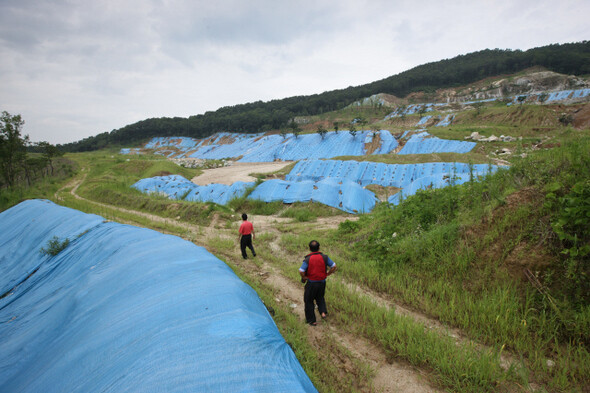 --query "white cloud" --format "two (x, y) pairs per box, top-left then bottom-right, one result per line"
(1, 0), (589, 144)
